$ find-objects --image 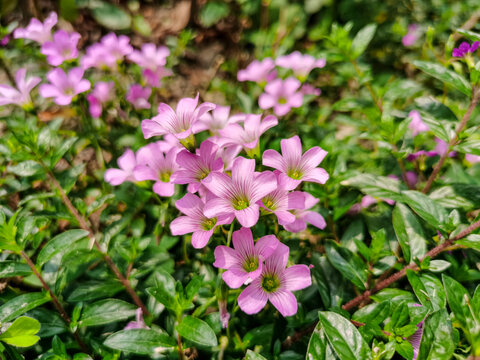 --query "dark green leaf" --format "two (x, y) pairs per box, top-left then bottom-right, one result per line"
(104, 329), (175, 355)
(199, 1), (230, 27)
(455, 29), (480, 43)
(406, 271), (445, 311)
(393, 203), (427, 263)
(147, 270), (178, 312)
(177, 316), (218, 347)
(417, 309), (455, 360)
(0, 292), (50, 322)
(36, 229), (89, 267)
(341, 173), (406, 202)
(0, 261), (32, 278)
(67, 281), (123, 302)
(306, 321), (337, 360)
(7, 161), (43, 176)
(401, 191), (448, 229)
(352, 301), (390, 325)
(351, 24), (377, 58)
(91, 2), (131, 30)
(325, 242), (368, 290)
(79, 299), (136, 327)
